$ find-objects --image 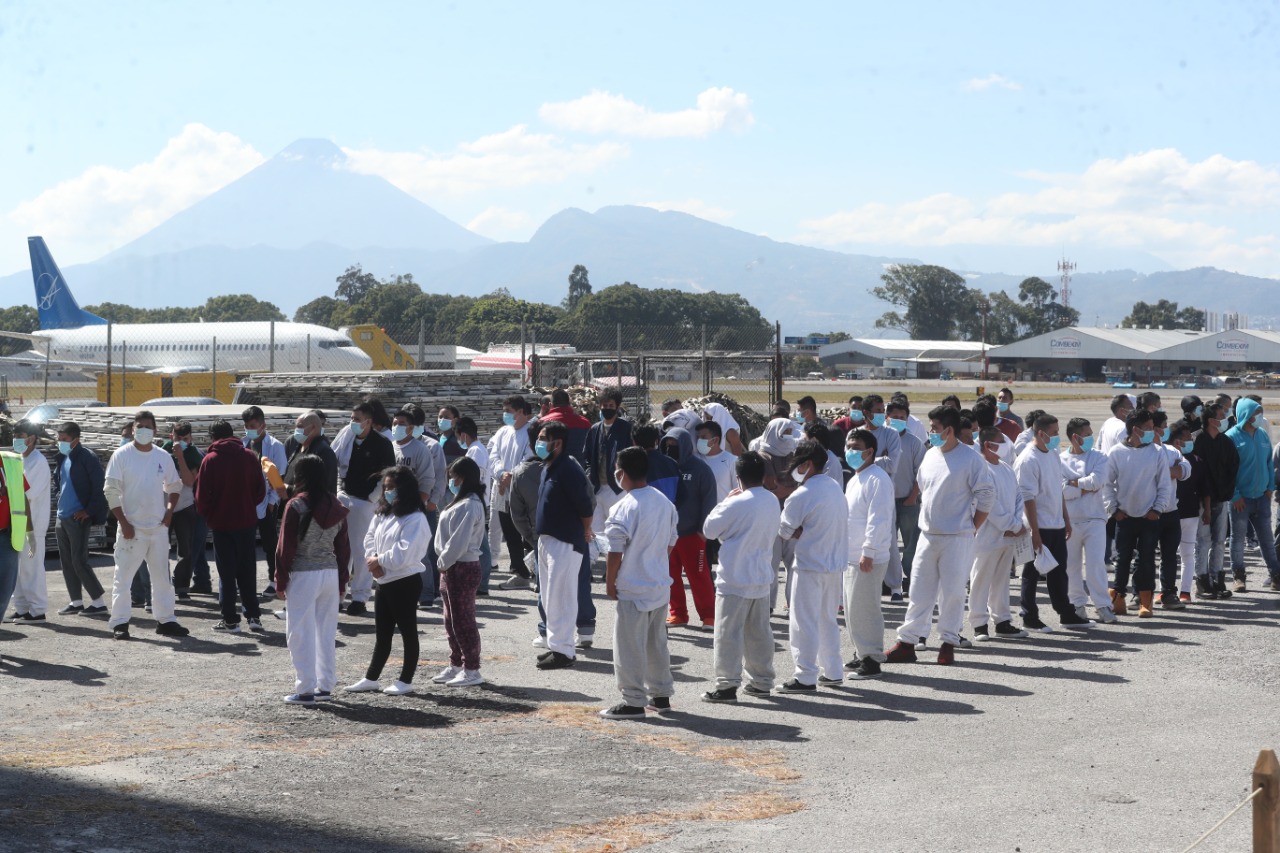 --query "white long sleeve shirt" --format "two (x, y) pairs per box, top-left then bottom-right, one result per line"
(464, 442), (492, 507)
(1156, 444), (1190, 513)
(433, 495), (485, 570)
(703, 487), (781, 598)
(605, 486), (679, 611)
(779, 474), (848, 573)
(845, 464), (895, 563)
(487, 424), (532, 510)
(22, 449), (52, 529)
(891, 431), (926, 500)
(1015, 443), (1067, 530)
(103, 444), (182, 529)
(865, 423), (901, 478)
(905, 415), (928, 446)
(1061, 449), (1109, 522)
(918, 443), (994, 535)
(1103, 443), (1173, 518)
(976, 460), (1024, 547)
(1095, 416), (1129, 454)
(365, 509), (432, 583)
